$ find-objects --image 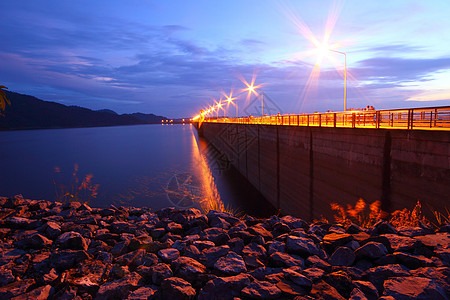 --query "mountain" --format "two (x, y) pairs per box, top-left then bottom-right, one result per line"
(0, 91), (168, 130)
